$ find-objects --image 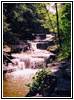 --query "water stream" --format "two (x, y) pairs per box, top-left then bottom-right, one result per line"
(3, 34), (54, 97)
